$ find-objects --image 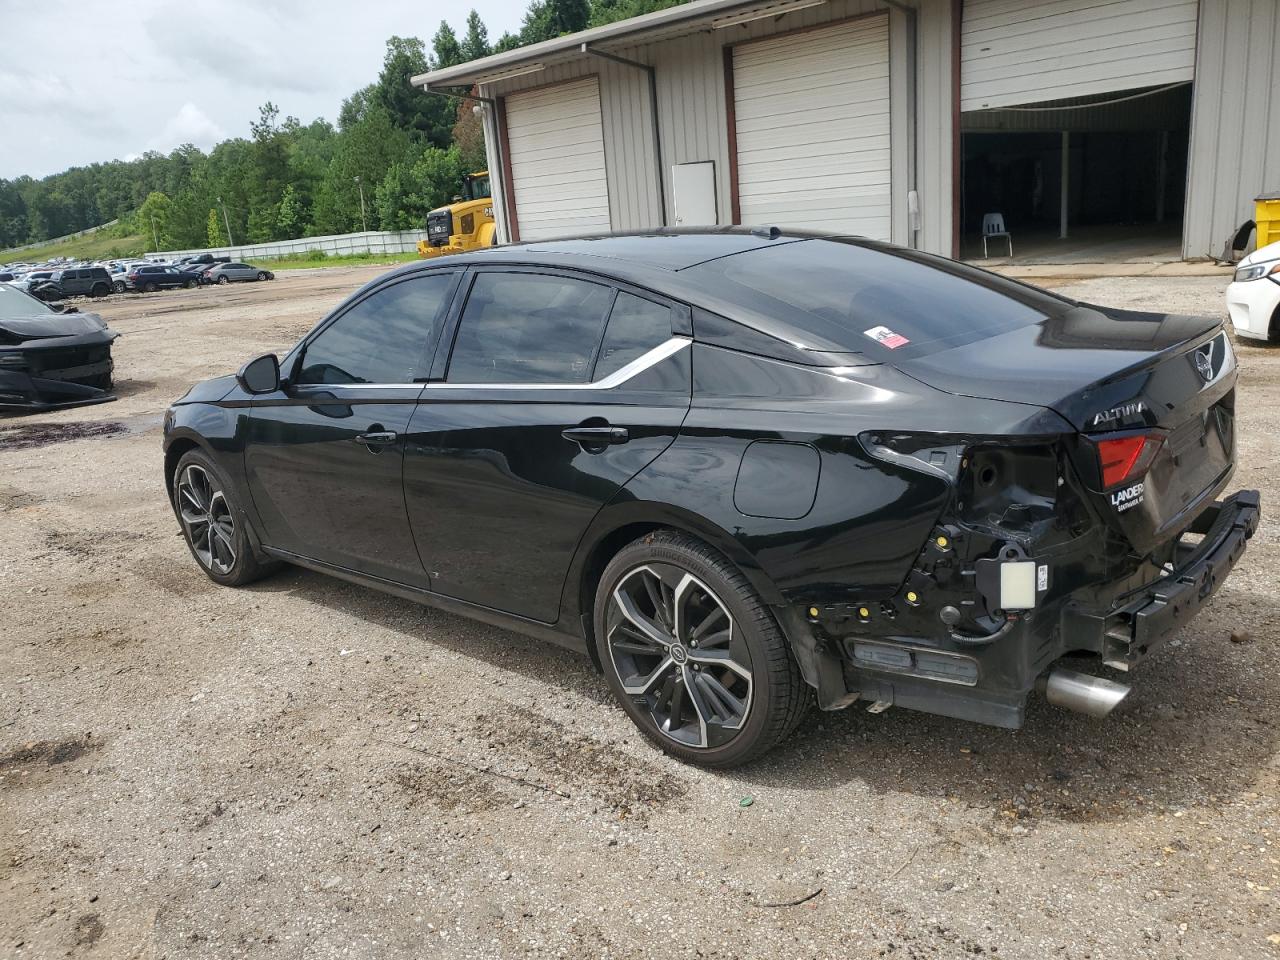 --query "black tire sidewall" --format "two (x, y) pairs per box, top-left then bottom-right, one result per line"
(172, 449), (257, 587)
(594, 535), (783, 767)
